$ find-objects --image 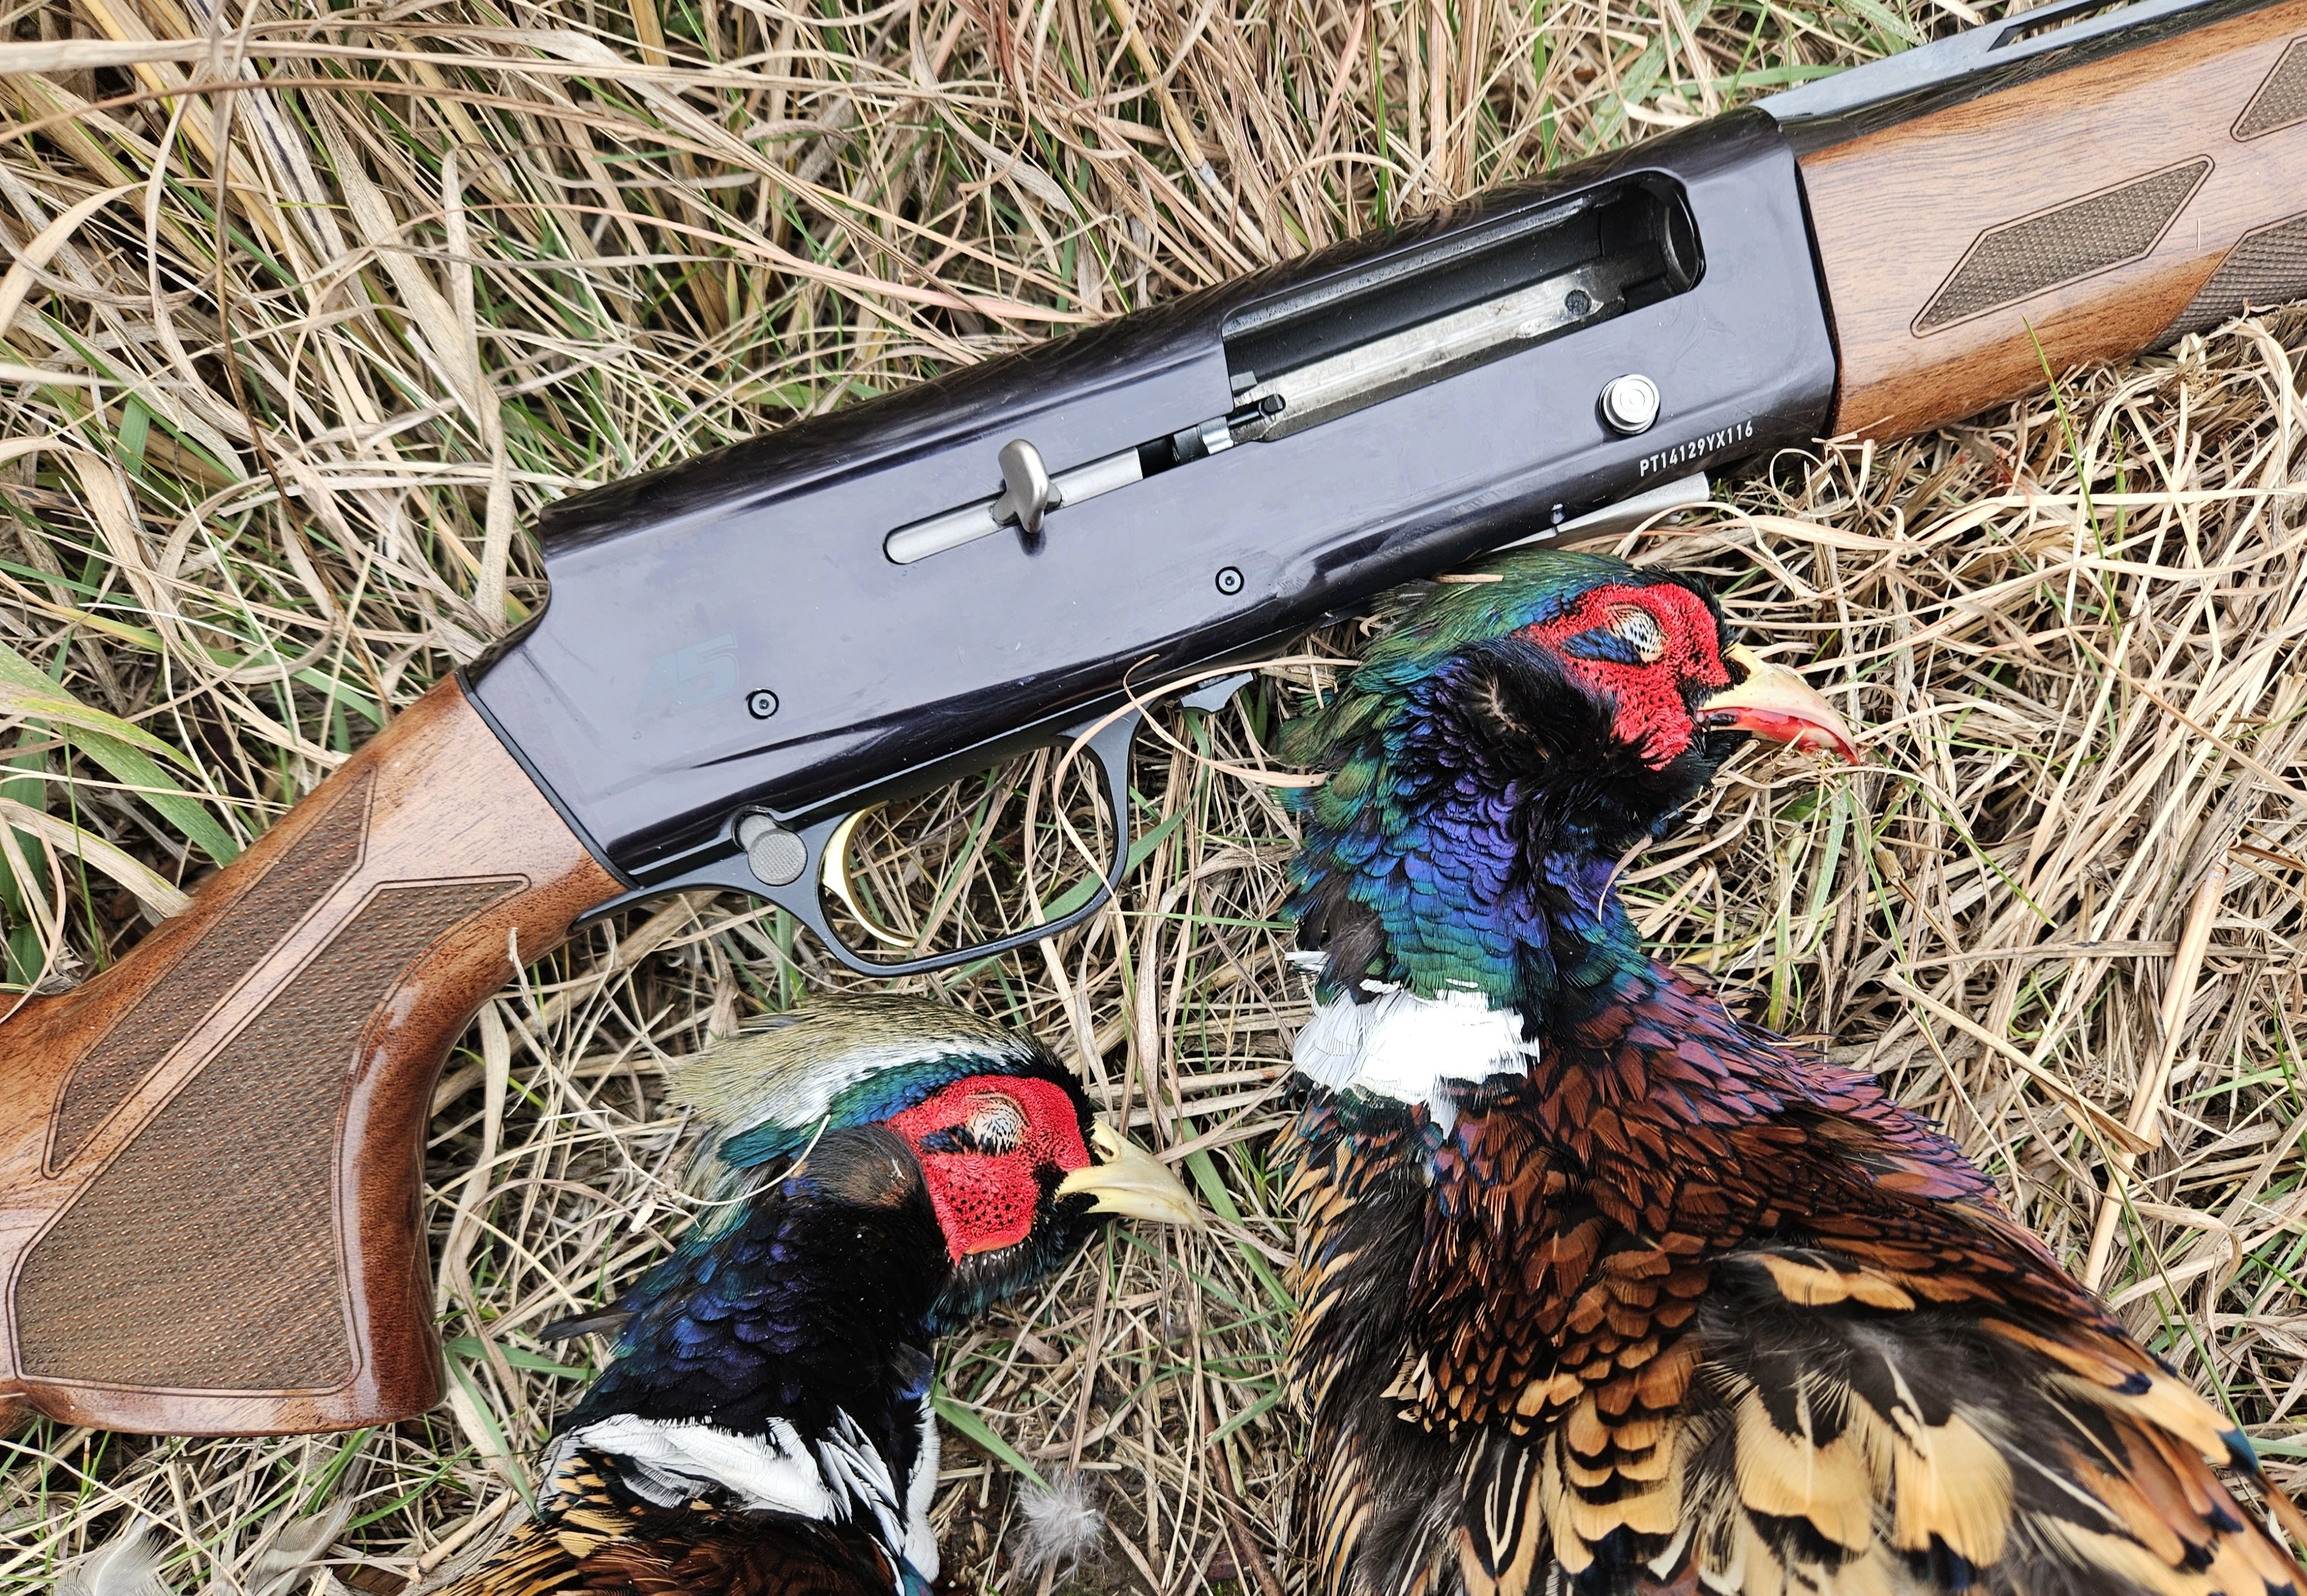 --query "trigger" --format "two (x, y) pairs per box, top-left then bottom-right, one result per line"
(1181, 670), (1254, 713)
(820, 809), (912, 948)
